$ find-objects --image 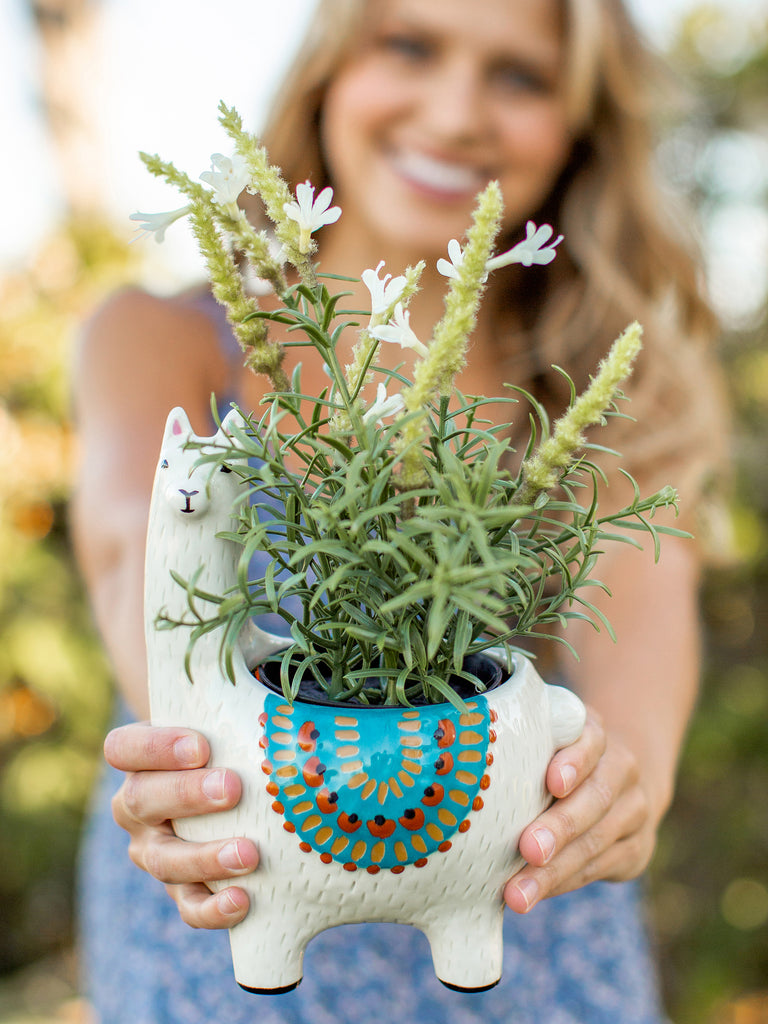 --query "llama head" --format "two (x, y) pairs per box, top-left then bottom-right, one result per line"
(153, 406), (248, 522)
